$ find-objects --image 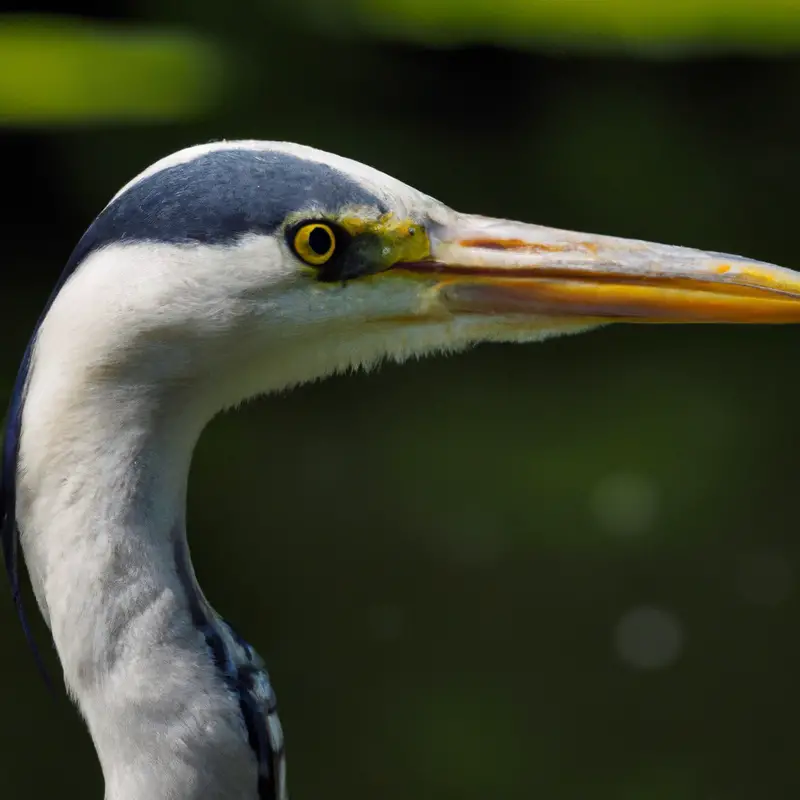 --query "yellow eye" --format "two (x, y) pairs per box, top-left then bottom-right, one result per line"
(292, 223), (336, 266)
